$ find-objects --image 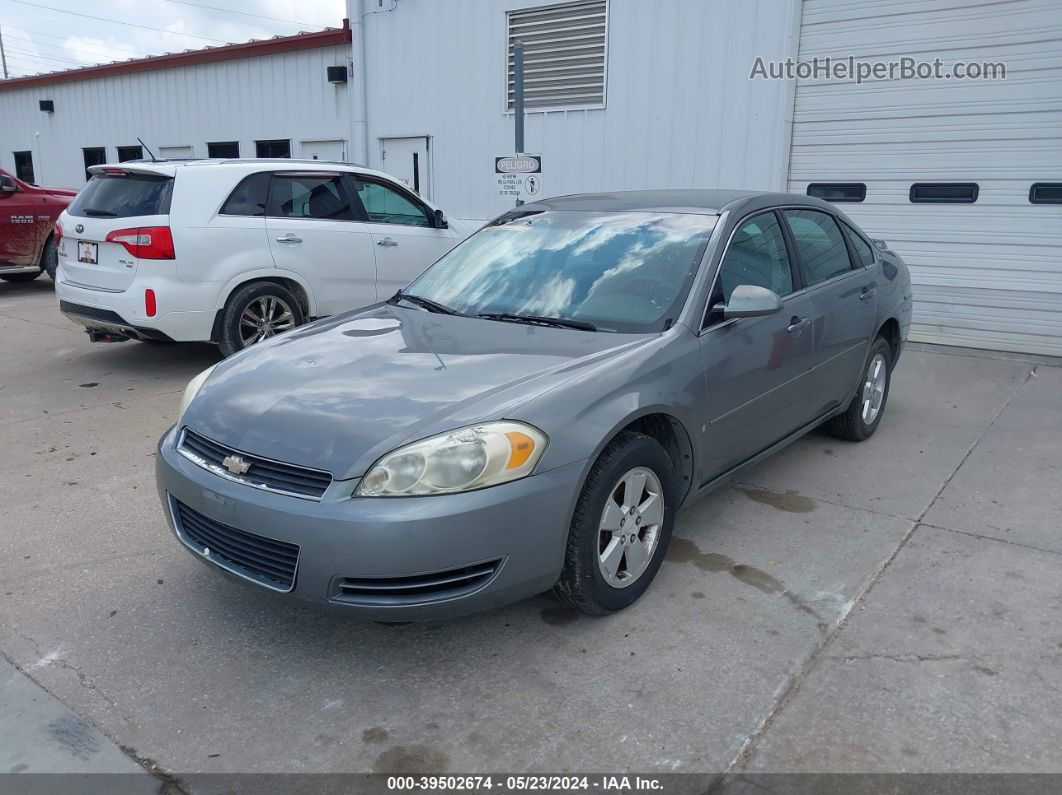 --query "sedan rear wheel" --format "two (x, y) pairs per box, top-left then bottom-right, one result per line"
(824, 335), (893, 442)
(553, 431), (676, 615)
